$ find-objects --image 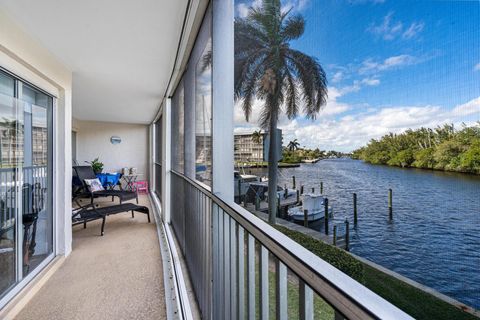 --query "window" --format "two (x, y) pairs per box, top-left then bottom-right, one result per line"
(171, 81), (185, 174)
(154, 117), (162, 200)
(194, 32), (212, 186)
(0, 70), (54, 301)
